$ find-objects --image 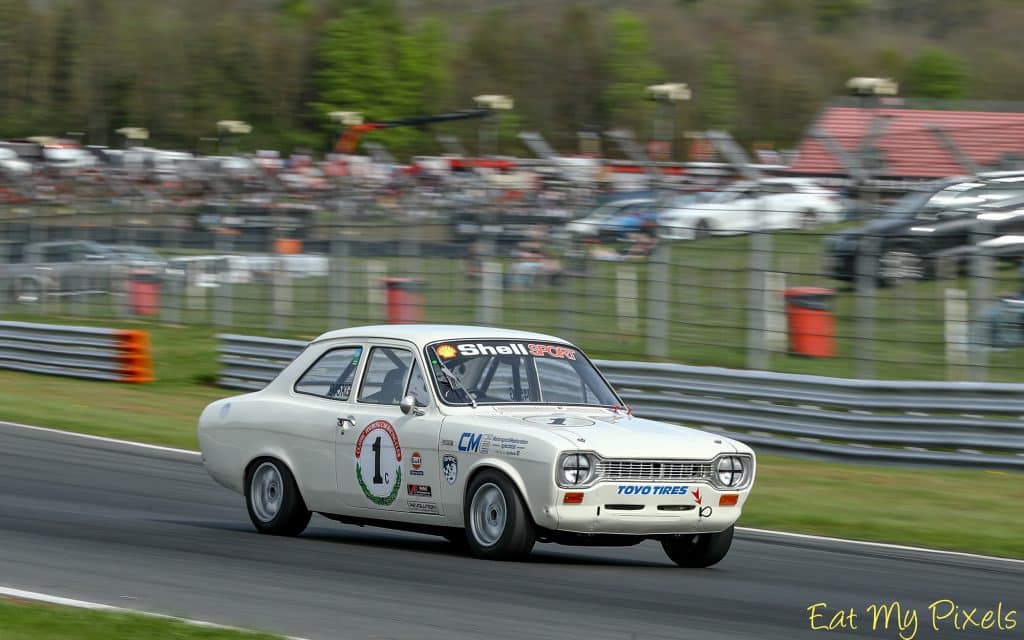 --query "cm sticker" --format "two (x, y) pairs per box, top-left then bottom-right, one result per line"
(354, 420), (403, 506)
